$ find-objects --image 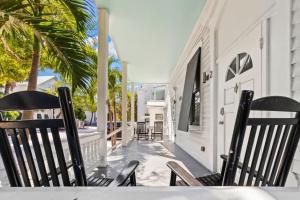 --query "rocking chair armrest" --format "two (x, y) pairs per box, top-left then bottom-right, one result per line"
(167, 161), (202, 186)
(221, 154), (262, 180)
(109, 160), (139, 187)
(221, 154), (243, 169)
